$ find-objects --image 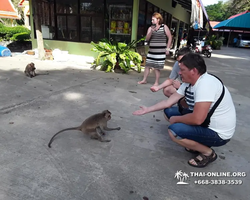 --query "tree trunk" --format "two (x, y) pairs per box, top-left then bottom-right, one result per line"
(33, 0), (45, 60)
